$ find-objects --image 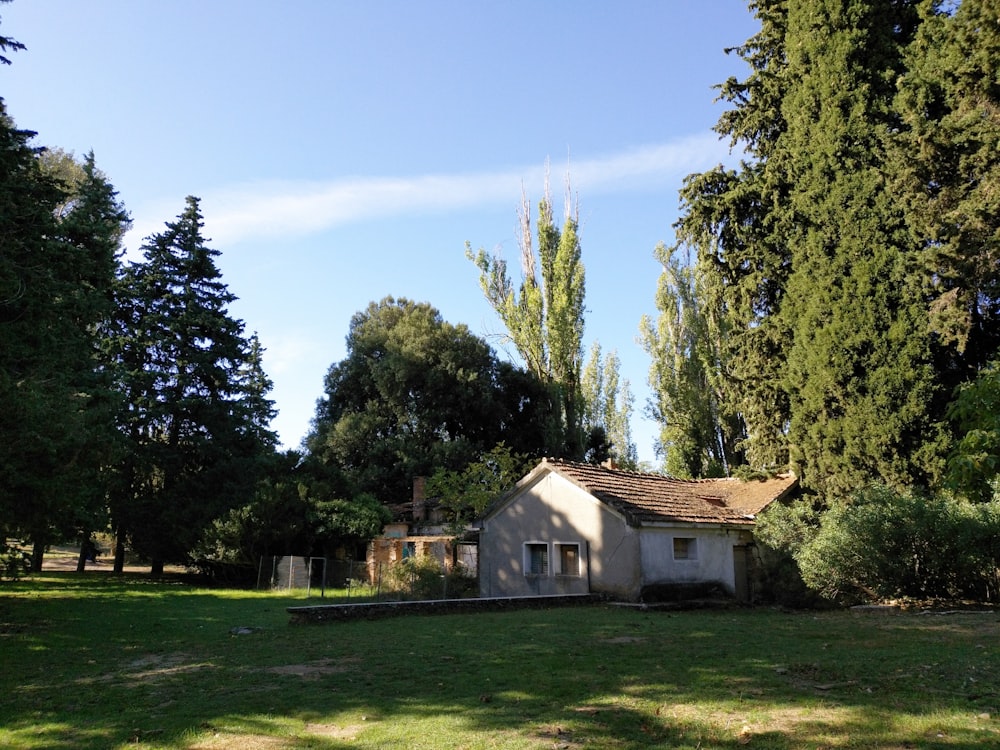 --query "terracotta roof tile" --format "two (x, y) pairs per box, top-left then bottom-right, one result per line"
(541, 458), (797, 527)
